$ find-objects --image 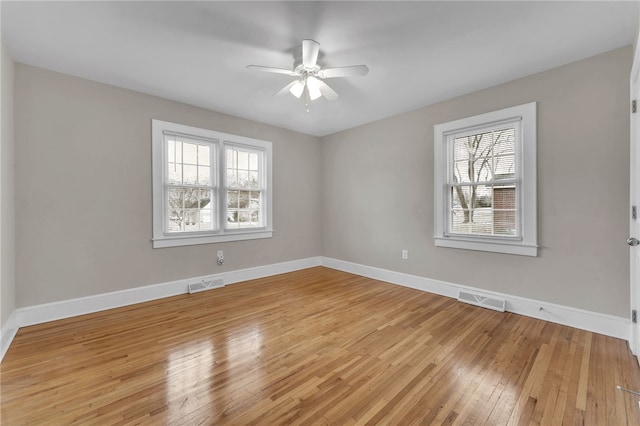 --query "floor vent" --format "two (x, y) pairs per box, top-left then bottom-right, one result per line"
(458, 291), (506, 312)
(188, 278), (224, 294)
